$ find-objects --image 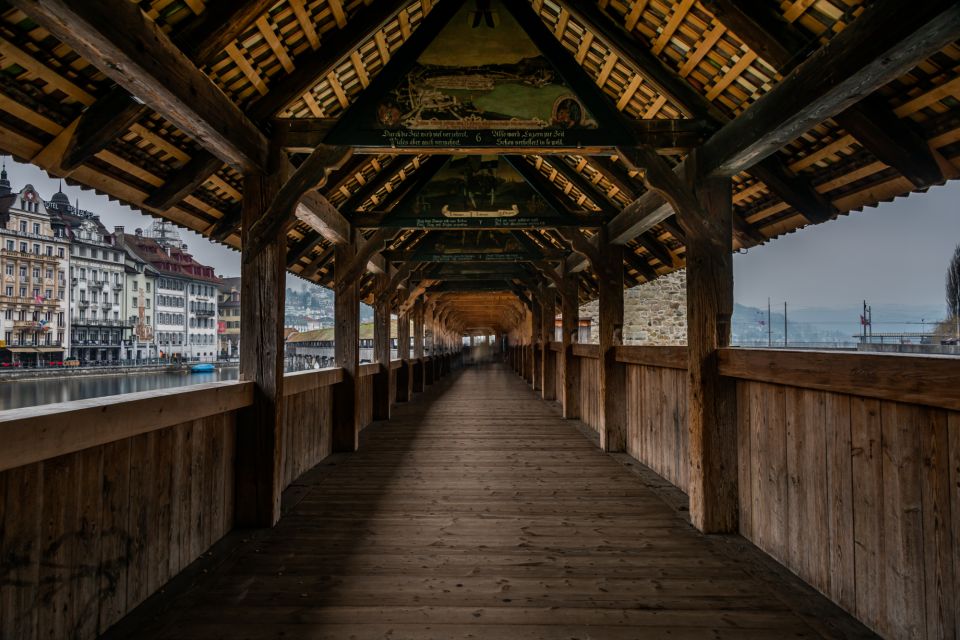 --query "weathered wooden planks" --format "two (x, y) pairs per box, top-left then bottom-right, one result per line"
(625, 363), (689, 492)
(737, 380), (960, 639)
(0, 411), (237, 640)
